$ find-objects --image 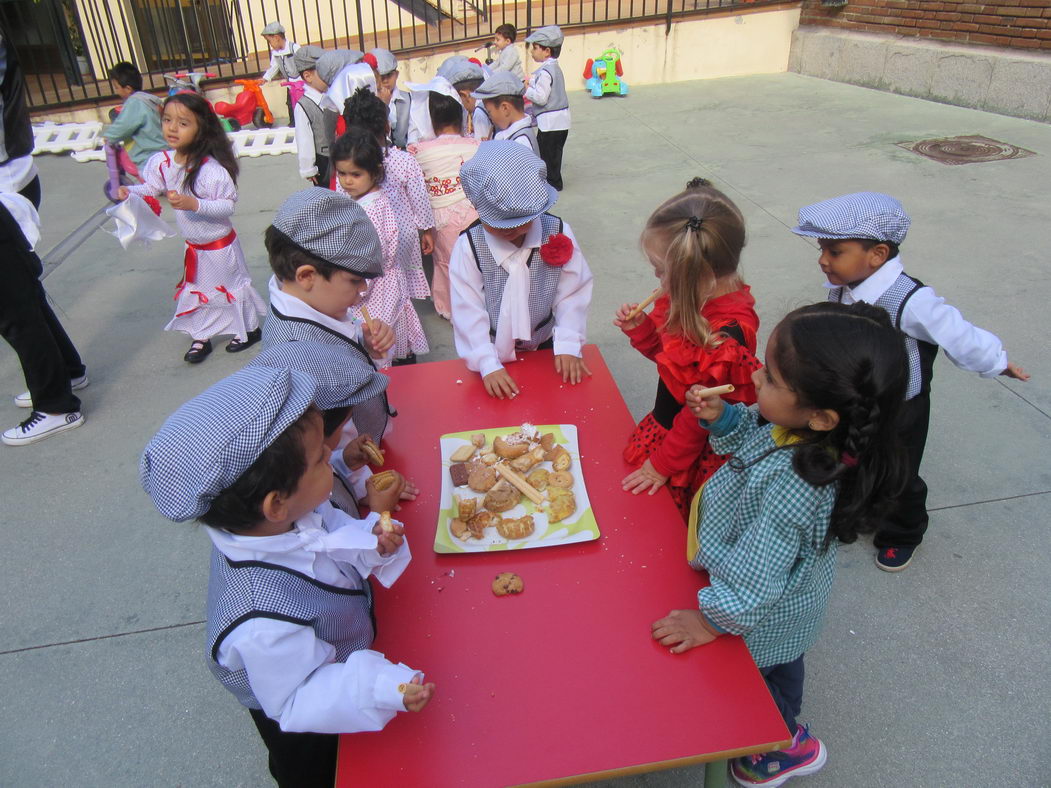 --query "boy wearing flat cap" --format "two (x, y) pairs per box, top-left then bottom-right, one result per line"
(450, 140), (593, 399)
(259, 22), (300, 126)
(262, 189), (397, 437)
(793, 192), (1029, 572)
(472, 72), (539, 156)
(141, 365), (434, 787)
(364, 48), (410, 148)
(437, 55), (490, 140)
(291, 45), (338, 185)
(524, 25), (569, 190)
